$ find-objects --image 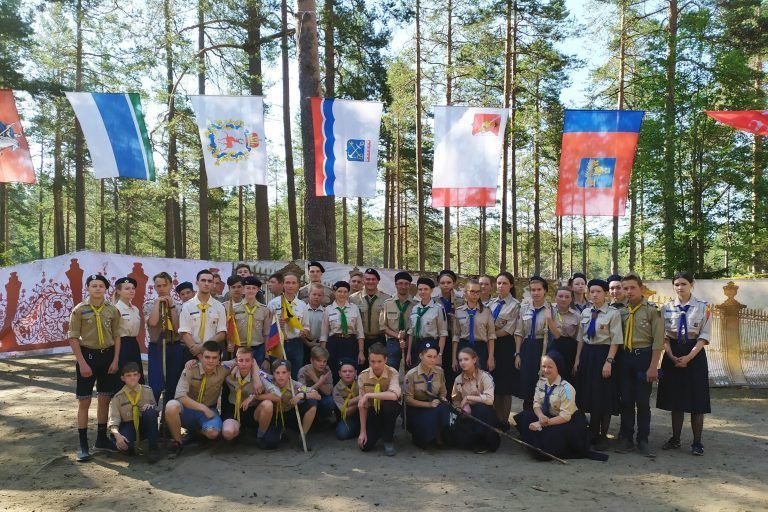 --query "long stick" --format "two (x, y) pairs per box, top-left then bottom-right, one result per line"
(276, 312), (308, 453)
(426, 392), (568, 464)
(158, 300), (171, 448)
(399, 334), (407, 430)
